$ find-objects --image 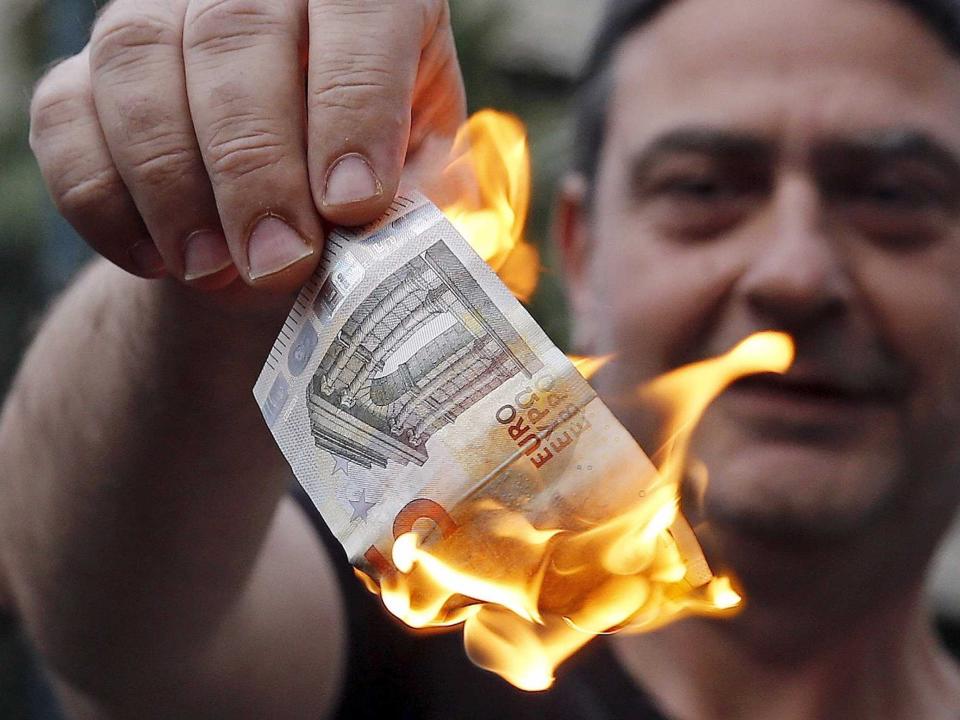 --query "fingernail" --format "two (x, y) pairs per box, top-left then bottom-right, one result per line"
(247, 215), (313, 280)
(129, 241), (166, 277)
(323, 153), (382, 207)
(184, 230), (233, 281)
